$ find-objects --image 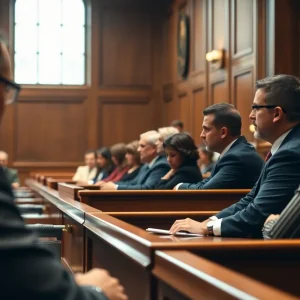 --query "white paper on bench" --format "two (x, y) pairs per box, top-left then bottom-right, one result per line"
(146, 228), (203, 237)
